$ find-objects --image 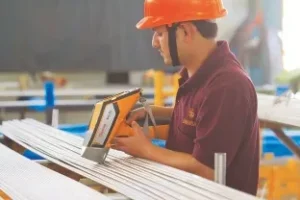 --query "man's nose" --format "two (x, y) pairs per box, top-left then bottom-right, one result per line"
(152, 32), (159, 49)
